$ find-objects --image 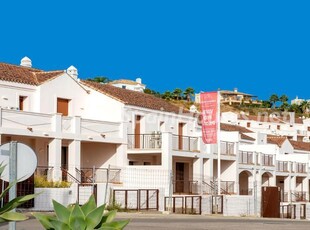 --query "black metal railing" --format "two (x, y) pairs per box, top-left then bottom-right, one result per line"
(296, 163), (306, 173)
(239, 151), (253, 164)
(173, 180), (198, 194)
(128, 134), (162, 149)
(221, 142), (235, 155)
(172, 135), (199, 152)
(262, 154), (273, 166)
(277, 161), (288, 172)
